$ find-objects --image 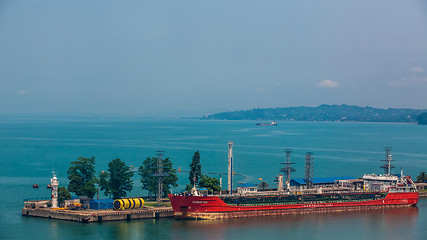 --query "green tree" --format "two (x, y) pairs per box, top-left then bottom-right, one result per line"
(99, 171), (110, 197)
(189, 151), (202, 186)
(58, 186), (71, 206)
(199, 174), (221, 192)
(259, 181), (269, 190)
(138, 157), (178, 197)
(67, 156), (98, 198)
(416, 171), (427, 183)
(99, 159), (134, 199)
